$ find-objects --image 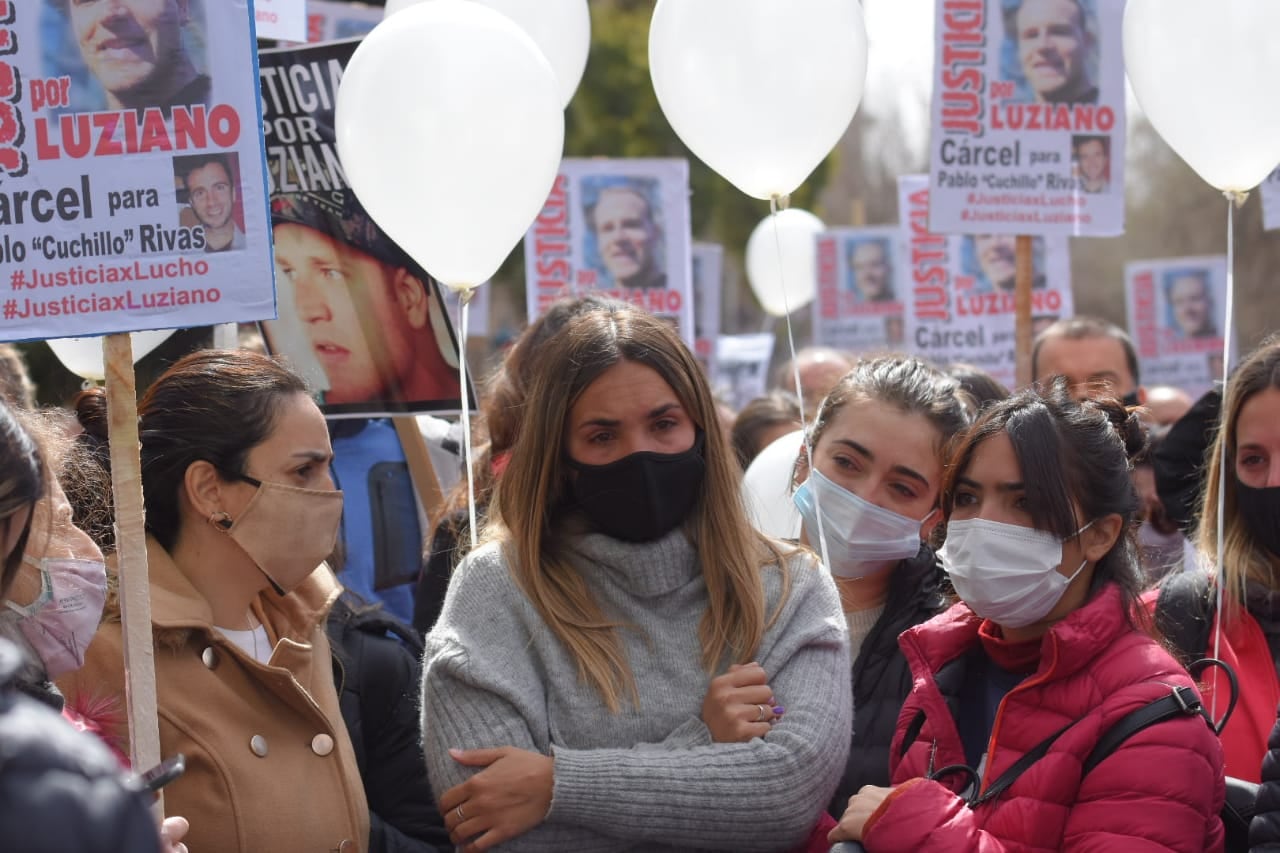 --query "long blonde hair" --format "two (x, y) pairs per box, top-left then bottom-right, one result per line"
(487, 307), (791, 711)
(1198, 336), (1280, 615)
